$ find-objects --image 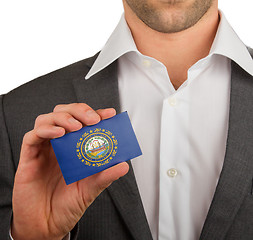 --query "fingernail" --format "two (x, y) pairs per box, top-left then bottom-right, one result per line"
(86, 110), (99, 119)
(107, 108), (116, 115)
